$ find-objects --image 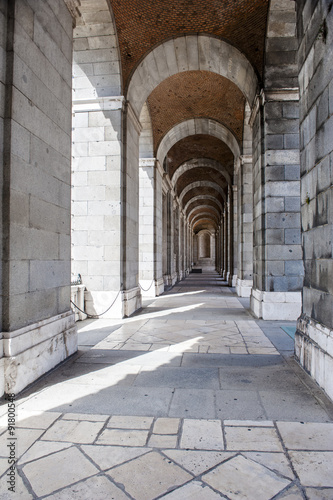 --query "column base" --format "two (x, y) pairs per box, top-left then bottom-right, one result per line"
(229, 274), (237, 287)
(85, 287), (142, 318)
(236, 279), (253, 298)
(250, 289), (301, 320)
(2, 311), (77, 396)
(295, 315), (333, 401)
(164, 273), (178, 286)
(71, 284), (87, 321)
(139, 278), (165, 298)
(123, 286), (142, 317)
